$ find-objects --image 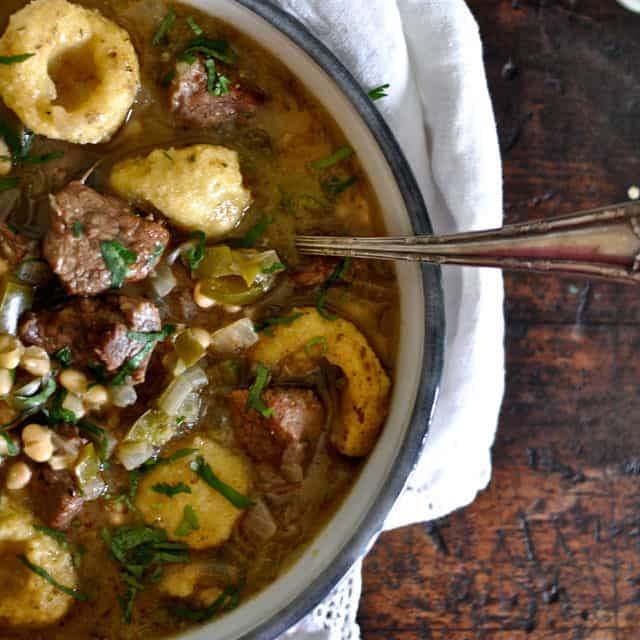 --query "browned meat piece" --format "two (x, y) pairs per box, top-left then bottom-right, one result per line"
(20, 295), (161, 383)
(170, 58), (264, 127)
(43, 181), (169, 296)
(0, 222), (37, 268)
(229, 388), (324, 464)
(290, 257), (340, 287)
(29, 467), (85, 530)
